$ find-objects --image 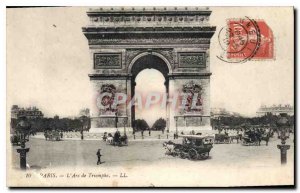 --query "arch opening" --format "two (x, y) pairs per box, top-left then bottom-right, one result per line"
(130, 53), (171, 78)
(130, 54), (170, 130)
